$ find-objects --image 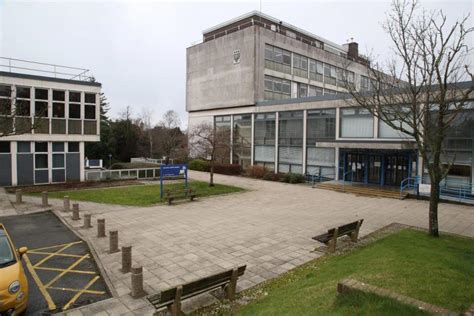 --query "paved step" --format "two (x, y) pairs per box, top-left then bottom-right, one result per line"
(317, 183), (407, 199)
